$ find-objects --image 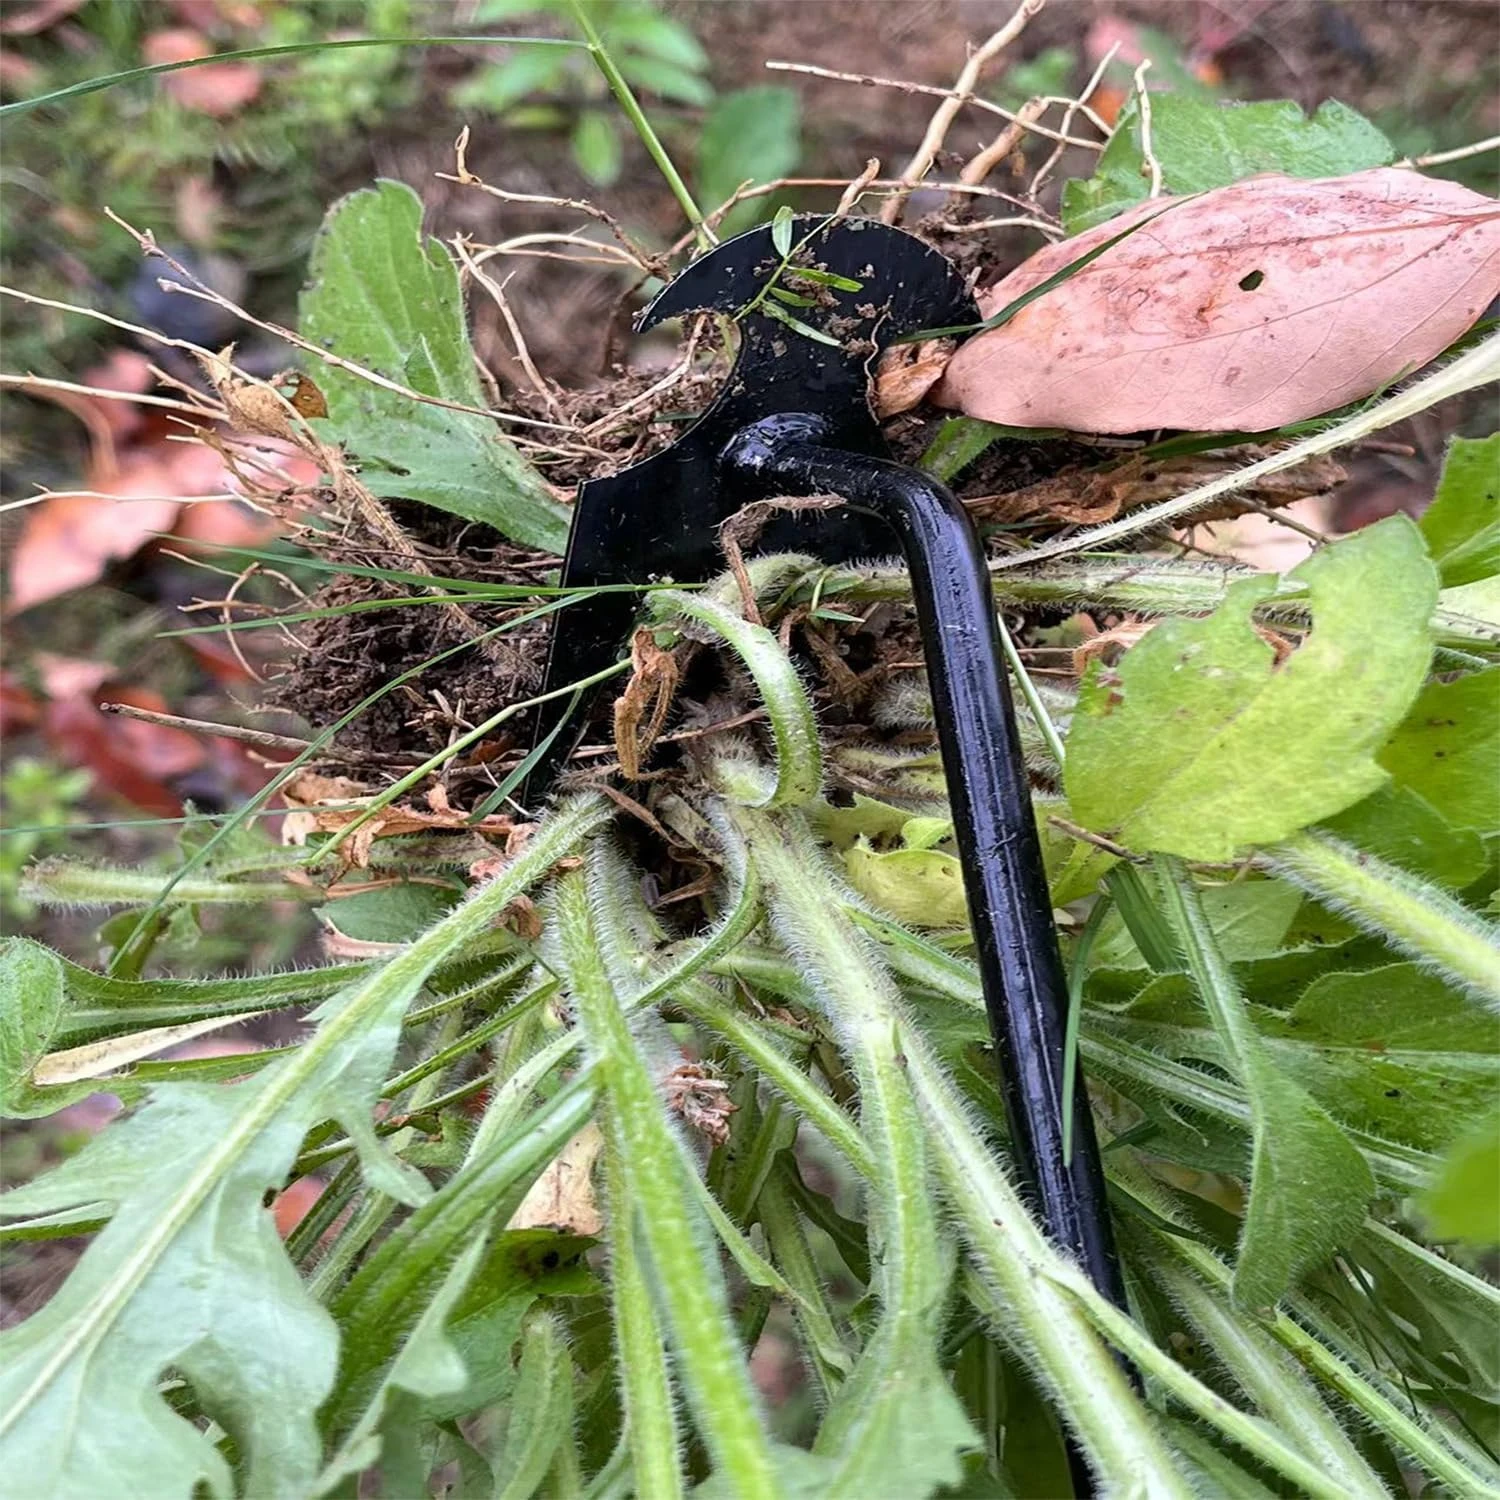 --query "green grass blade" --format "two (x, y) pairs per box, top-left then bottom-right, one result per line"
(0, 36), (581, 118)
